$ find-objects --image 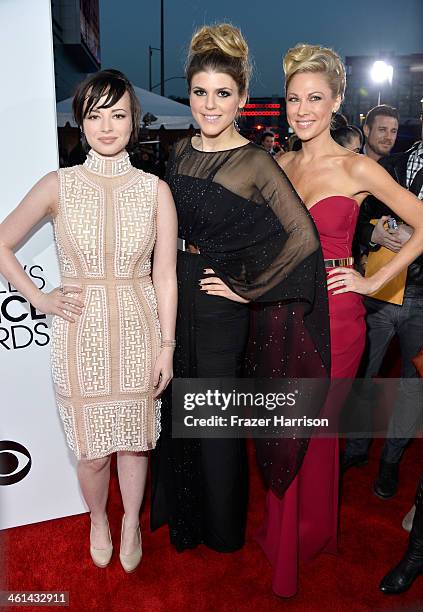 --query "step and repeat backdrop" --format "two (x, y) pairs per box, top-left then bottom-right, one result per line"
(0, 0), (87, 529)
